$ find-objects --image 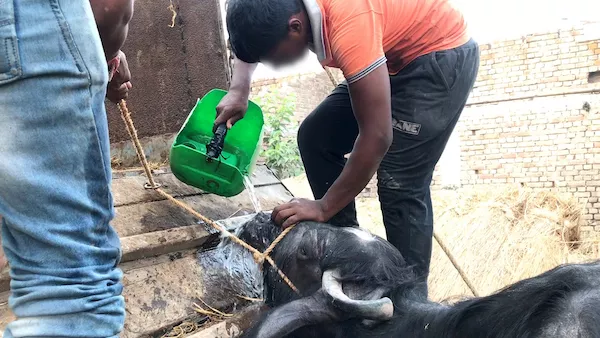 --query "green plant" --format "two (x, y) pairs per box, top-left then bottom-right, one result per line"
(254, 89), (304, 179)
